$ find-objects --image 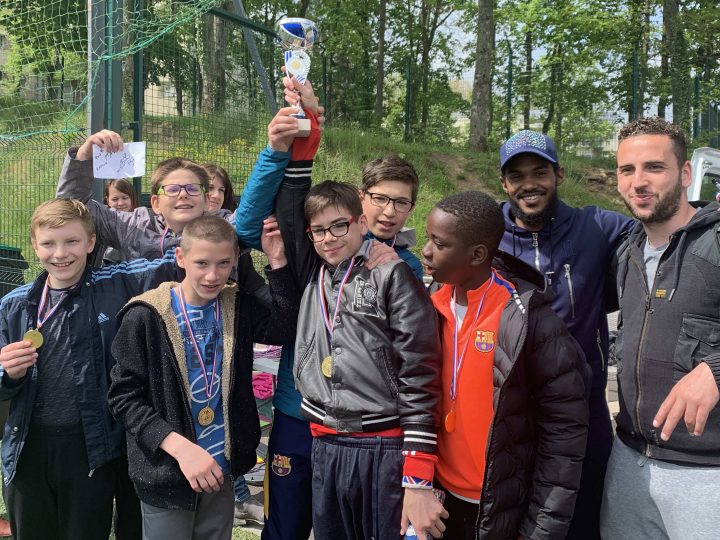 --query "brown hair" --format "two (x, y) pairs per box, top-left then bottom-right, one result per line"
(179, 214), (238, 254)
(618, 117), (688, 167)
(30, 198), (95, 240)
(104, 179), (139, 210)
(304, 180), (364, 223)
(202, 163), (237, 211)
(150, 157), (211, 195)
(361, 155), (420, 202)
